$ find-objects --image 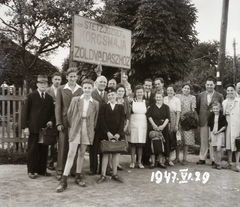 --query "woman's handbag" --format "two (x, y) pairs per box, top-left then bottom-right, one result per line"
(149, 130), (165, 154)
(100, 139), (128, 153)
(38, 127), (58, 145)
(235, 136), (240, 152)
